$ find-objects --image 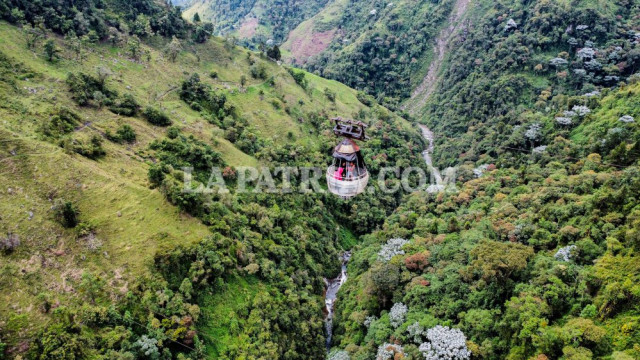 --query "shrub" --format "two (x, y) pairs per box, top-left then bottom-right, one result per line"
(107, 124), (136, 143)
(42, 107), (81, 138)
(53, 200), (80, 228)
(0, 233), (20, 253)
(108, 94), (139, 116)
(143, 106), (172, 126)
(148, 164), (168, 187)
(180, 74), (232, 120)
(66, 72), (114, 106)
(356, 91), (374, 106)
(287, 68), (307, 89)
(167, 126), (180, 139)
(67, 134), (106, 159)
(250, 63), (268, 80)
(324, 87), (336, 102)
